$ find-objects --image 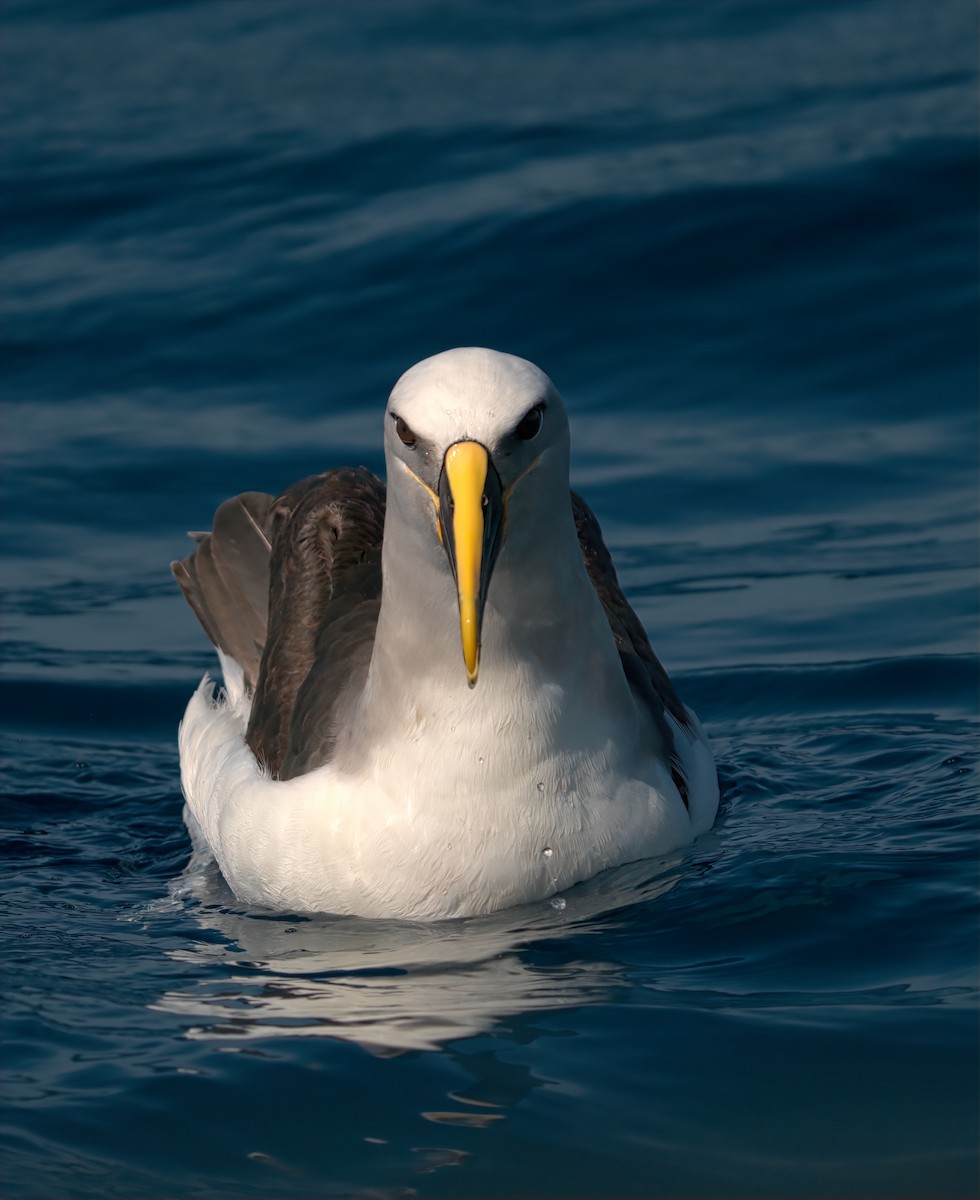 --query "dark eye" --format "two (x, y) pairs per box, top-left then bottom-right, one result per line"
(394, 415), (417, 447)
(515, 404), (544, 441)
